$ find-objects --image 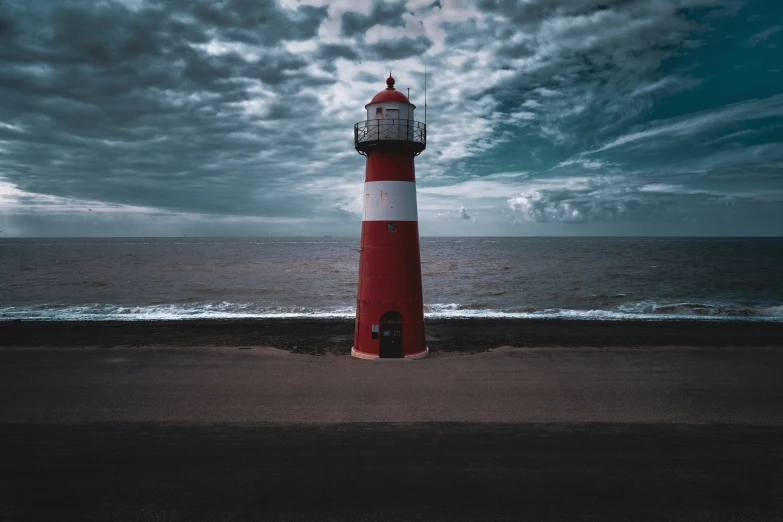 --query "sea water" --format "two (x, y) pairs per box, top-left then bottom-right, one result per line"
(1, 237), (781, 321)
